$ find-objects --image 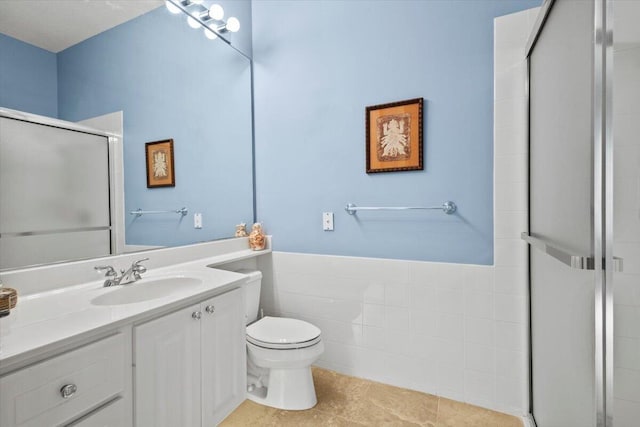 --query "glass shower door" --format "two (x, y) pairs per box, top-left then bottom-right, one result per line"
(527, 0), (610, 425)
